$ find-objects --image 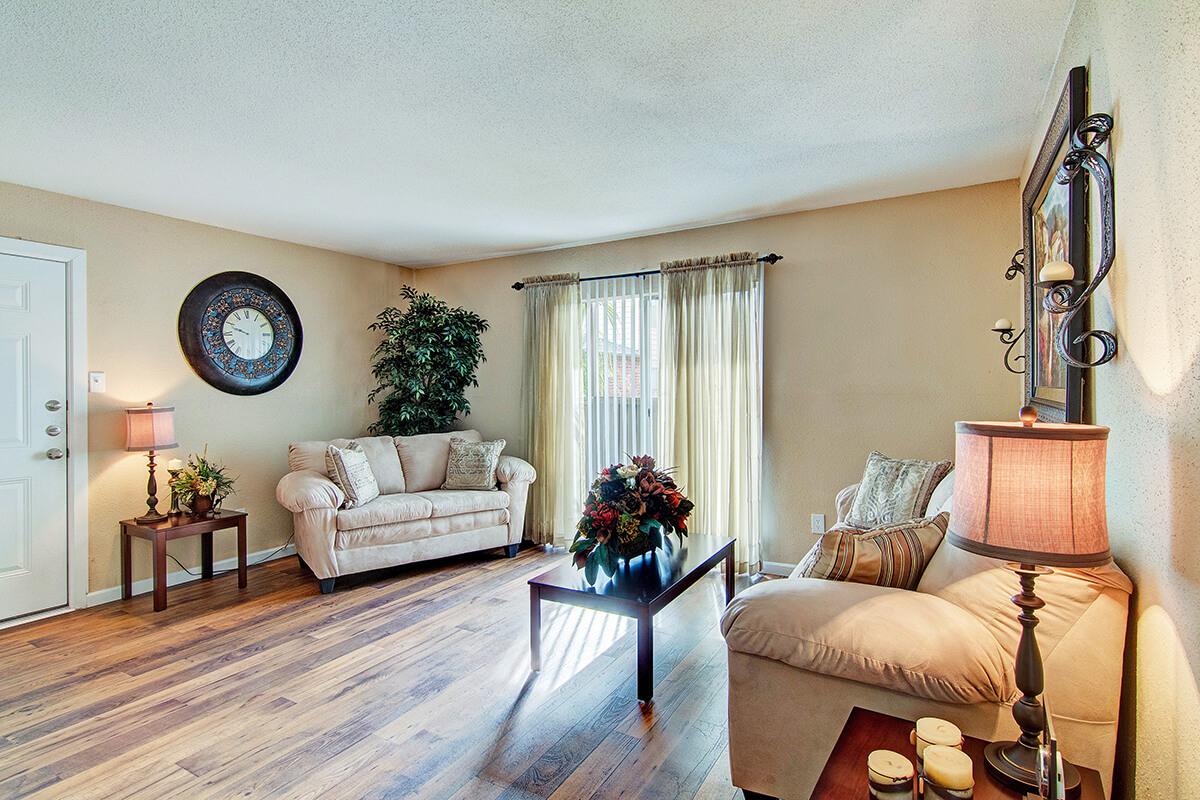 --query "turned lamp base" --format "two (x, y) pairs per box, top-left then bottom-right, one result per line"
(983, 738), (1081, 795)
